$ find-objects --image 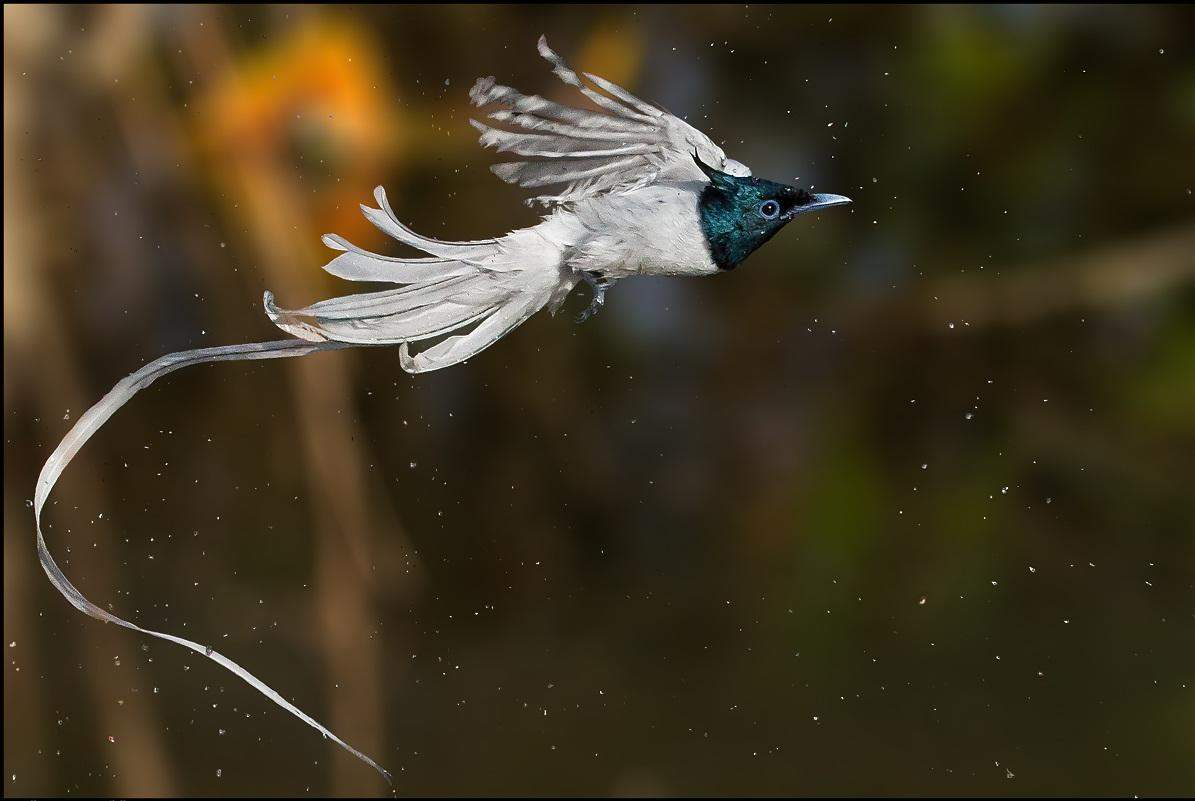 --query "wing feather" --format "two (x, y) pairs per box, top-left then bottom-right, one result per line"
(470, 36), (748, 206)
(491, 154), (645, 189)
(535, 37), (661, 125)
(470, 121), (655, 159)
(484, 109), (643, 142)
